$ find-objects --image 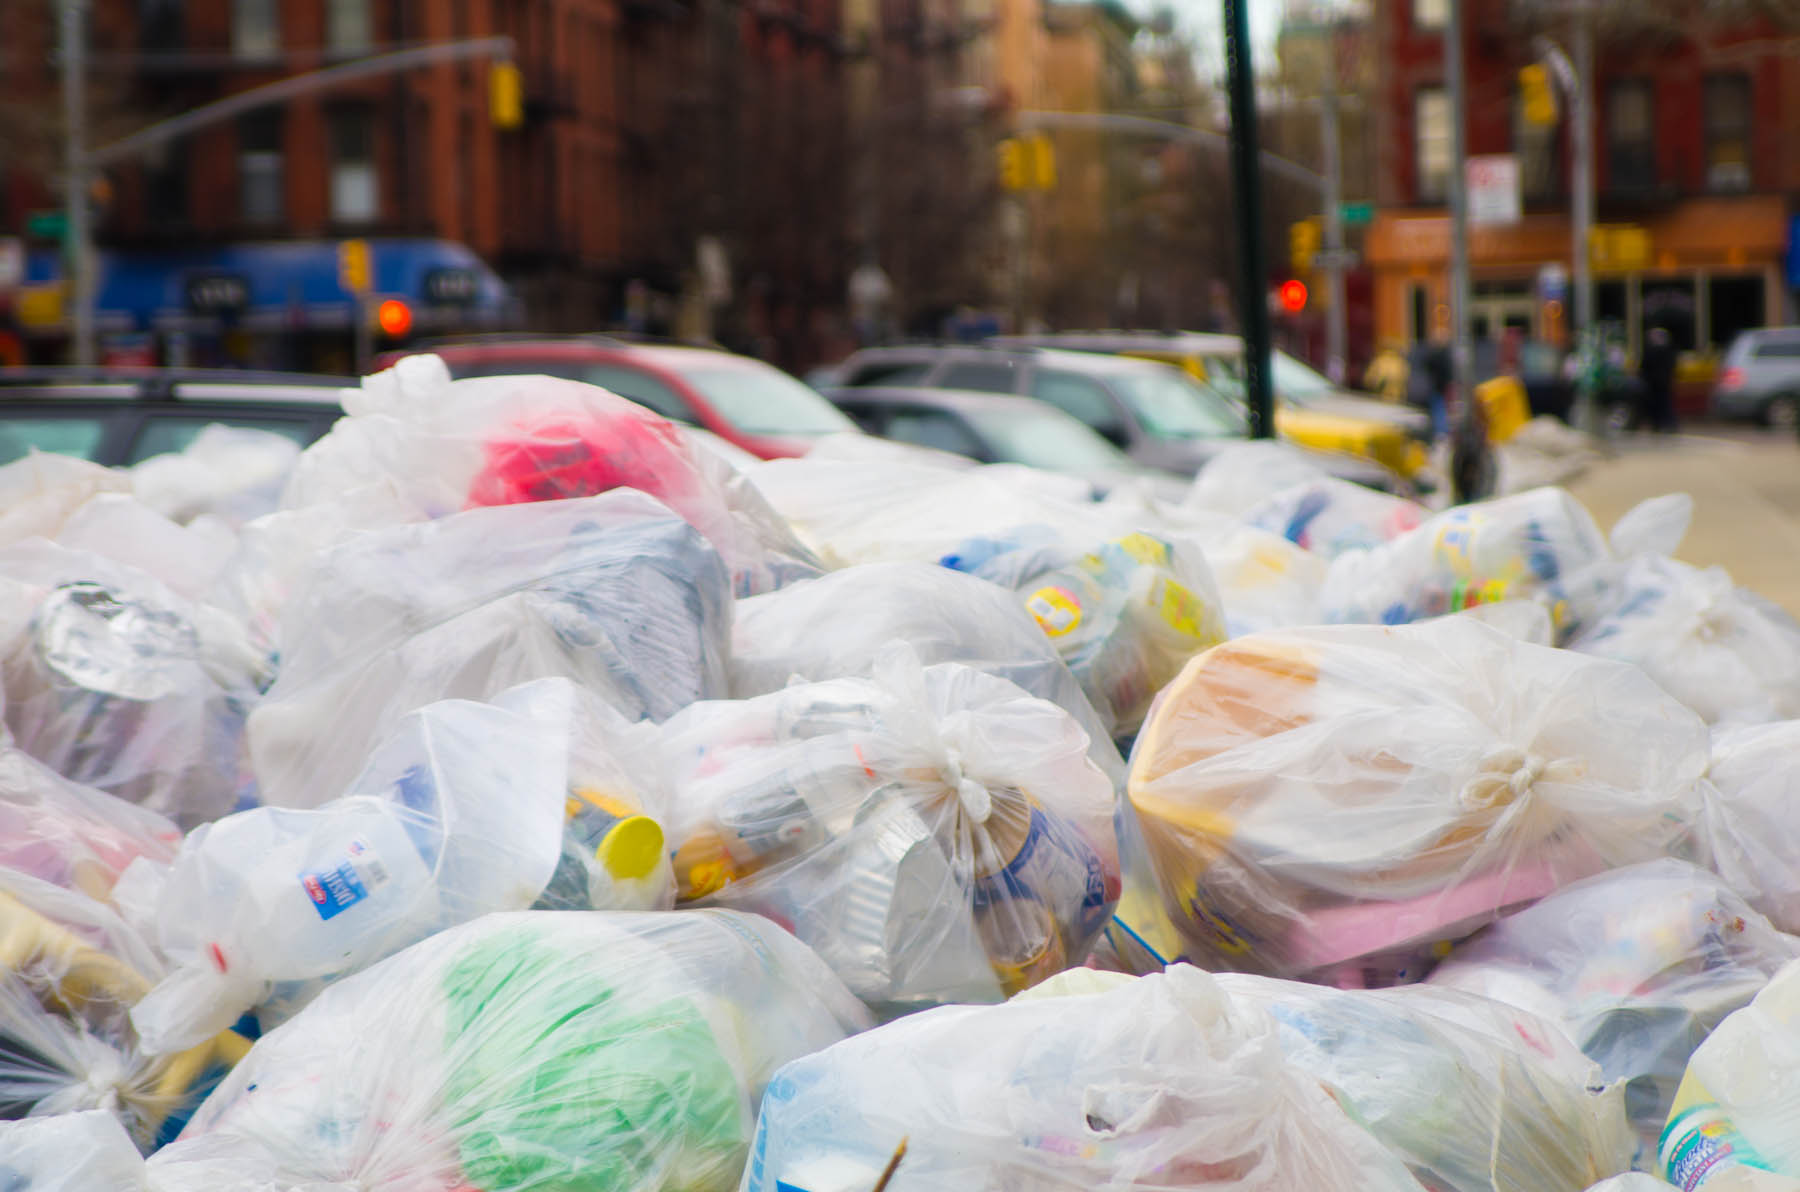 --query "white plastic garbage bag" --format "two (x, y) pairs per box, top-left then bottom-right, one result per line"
(130, 423), (305, 528)
(1429, 860), (1799, 1149)
(0, 868), (248, 1149)
(0, 1110), (151, 1189)
(1221, 975), (1638, 1192)
(1241, 476), (1428, 560)
(1182, 440), (1333, 518)
(1319, 487), (1613, 640)
(0, 452), (129, 549)
(1123, 616), (1709, 982)
(730, 561), (1123, 774)
(0, 746), (179, 901)
(744, 964), (1427, 1192)
(145, 910), (872, 1192)
(247, 490), (732, 809)
(1568, 554), (1800, 726)
(939, 525), (1227, 736)
(0, 541), (264, 827)
(128, 688), (570, 1055)
(1695, 721), (1800, 935)
(1658, 956), (1800, 1188)
(653, 650), (1120, 1012)
(52, 493), (238, 603)
(286, 358), (819, 595)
